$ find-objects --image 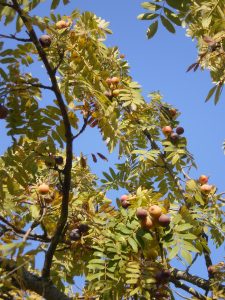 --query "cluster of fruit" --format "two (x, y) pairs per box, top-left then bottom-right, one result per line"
(136, 205), (170, 229)
(162, 125), (184, 142)
(39, 20), (71, 48)
(104, 76), (121, 99)
(198, 174), (213, 194)
(69, 224), (89, 241)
